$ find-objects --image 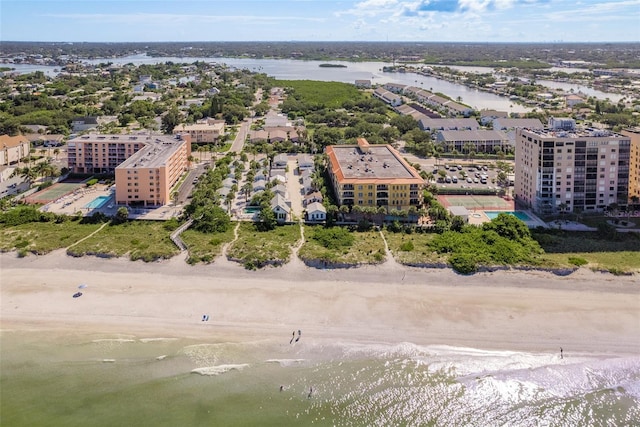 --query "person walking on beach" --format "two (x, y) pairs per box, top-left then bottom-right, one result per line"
(560, 347), (563, 359)
(308, 386), (313, 399)
(290, 331), (295, 344)
(295, 329), (301, 343)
